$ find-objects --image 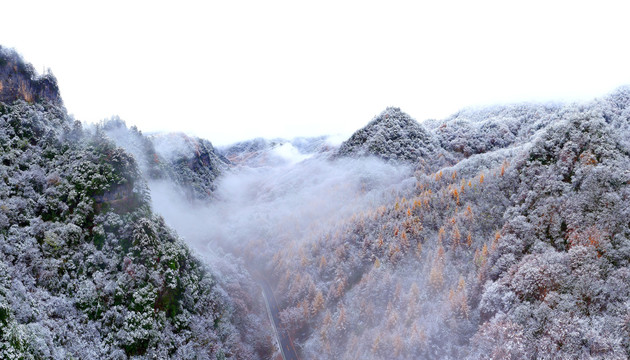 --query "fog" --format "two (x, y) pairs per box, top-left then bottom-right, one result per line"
(269, 142), (313, 164)
(106, 121), (485, 358)
(149, 153), (414, 272)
